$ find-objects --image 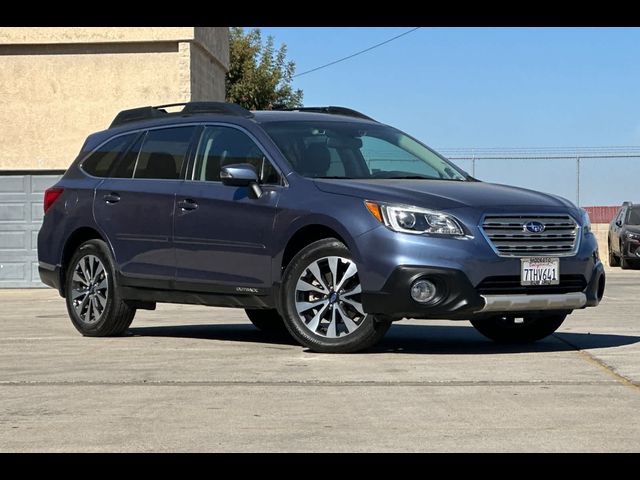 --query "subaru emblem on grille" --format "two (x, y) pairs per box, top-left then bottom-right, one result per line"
(523, 221), (546, 233)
